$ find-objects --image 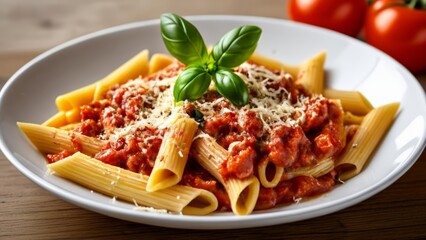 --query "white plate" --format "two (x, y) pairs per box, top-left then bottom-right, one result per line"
(1, 15), (425, 229)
